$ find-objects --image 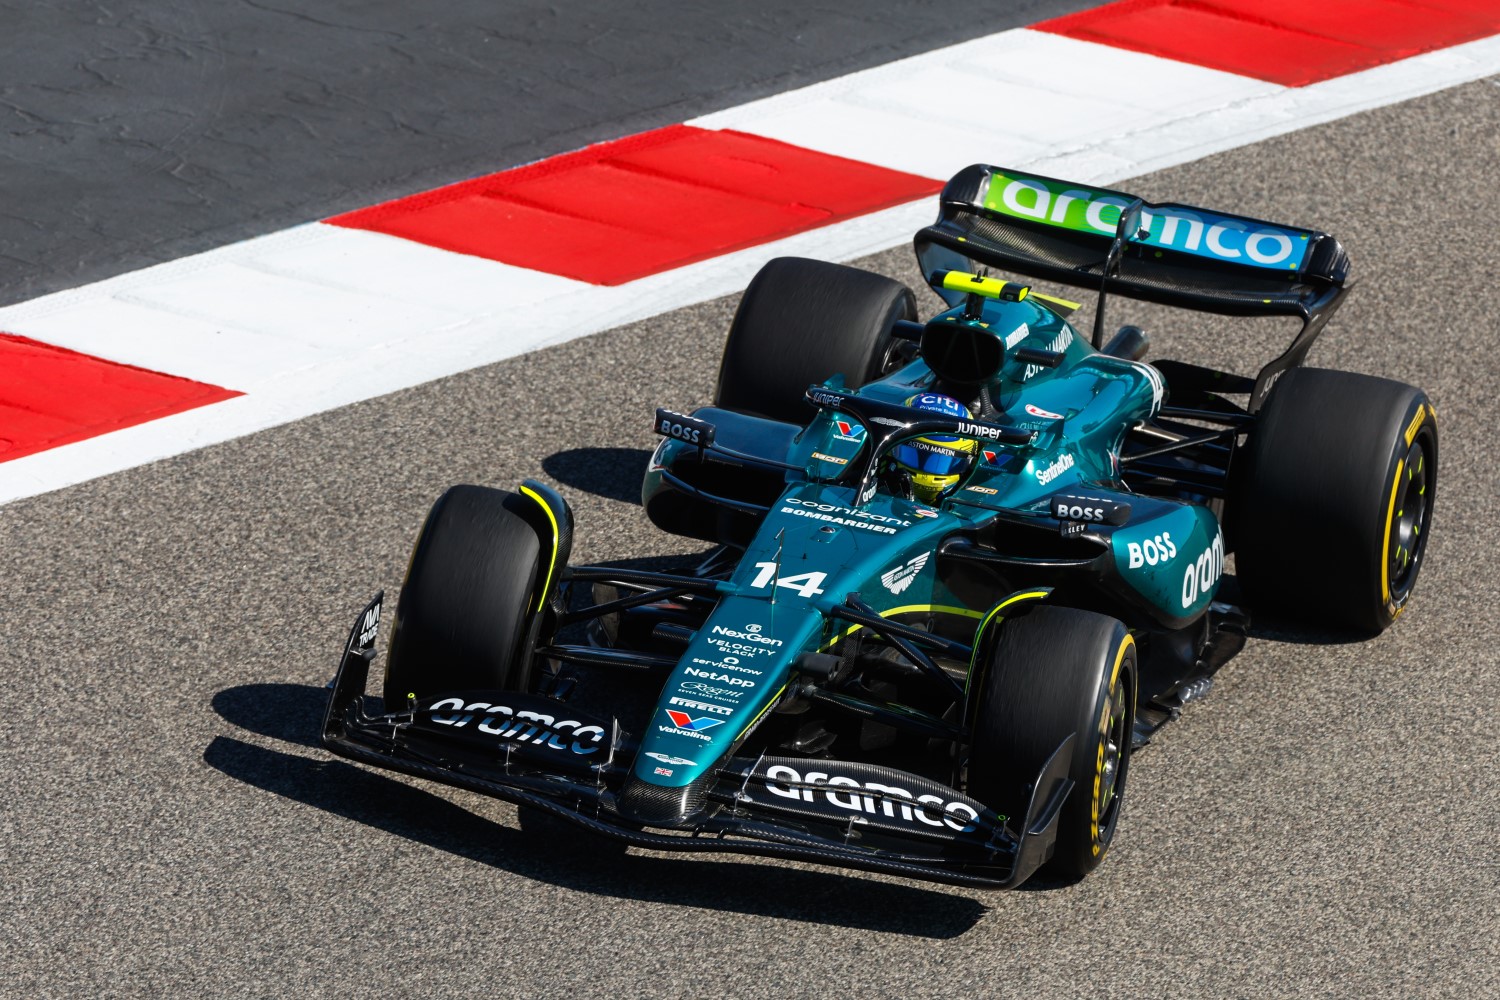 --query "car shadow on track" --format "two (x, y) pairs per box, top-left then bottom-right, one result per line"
(207, 683), (989, 936)
(542, 447), (654, 504)
(1217, 575), (1376, 646)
